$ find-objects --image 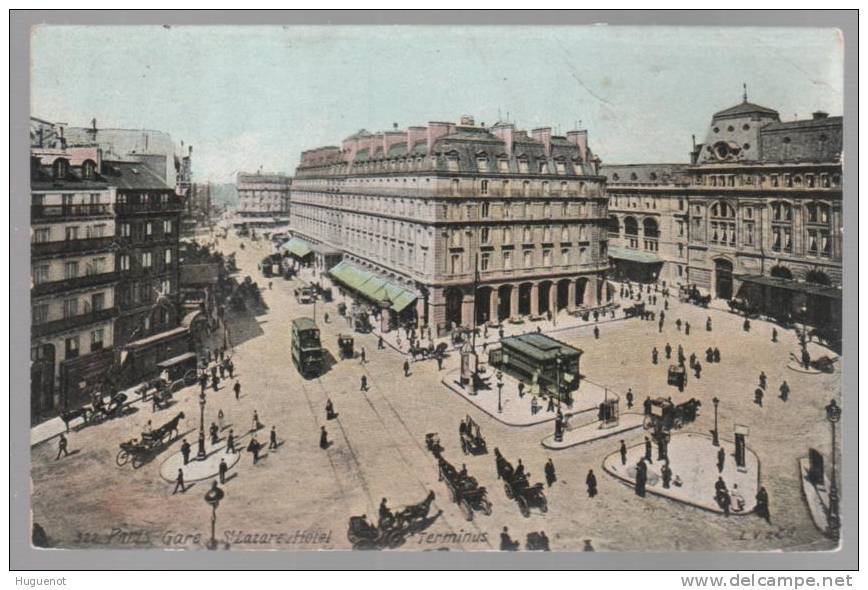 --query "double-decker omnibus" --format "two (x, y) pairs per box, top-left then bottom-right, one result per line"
(291, 317), (323, 377)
